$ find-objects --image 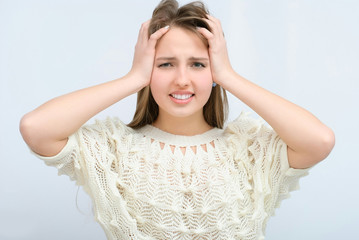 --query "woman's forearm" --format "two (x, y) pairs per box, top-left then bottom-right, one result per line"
(20, 74), (144, 157)
(20, 21), (170, 157)
(222, 72), (335, 168)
